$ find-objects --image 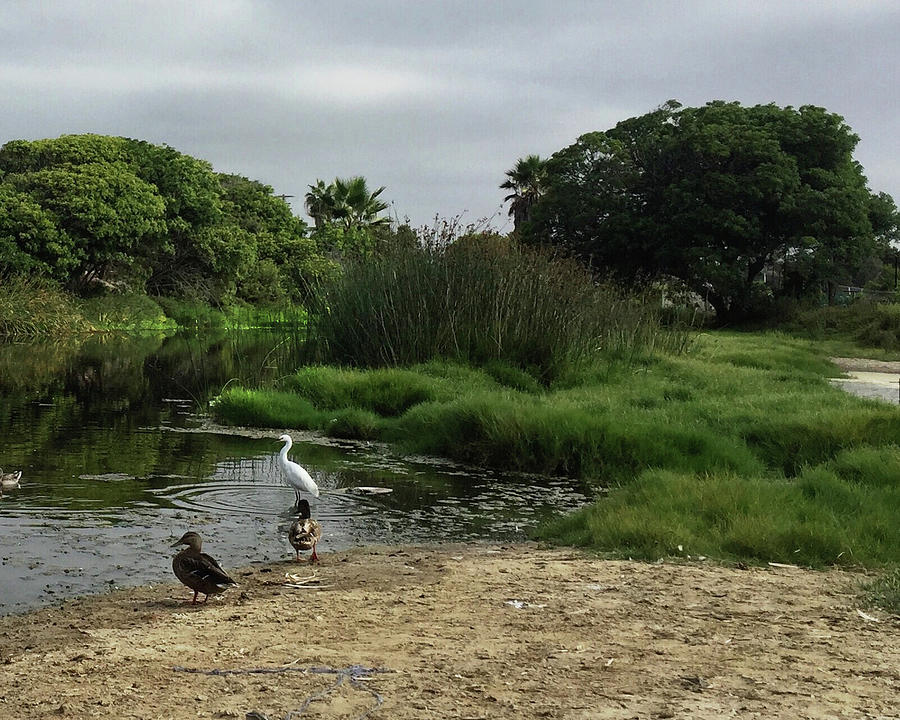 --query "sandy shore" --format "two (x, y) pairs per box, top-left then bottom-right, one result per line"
(0, 543), (897, 719)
